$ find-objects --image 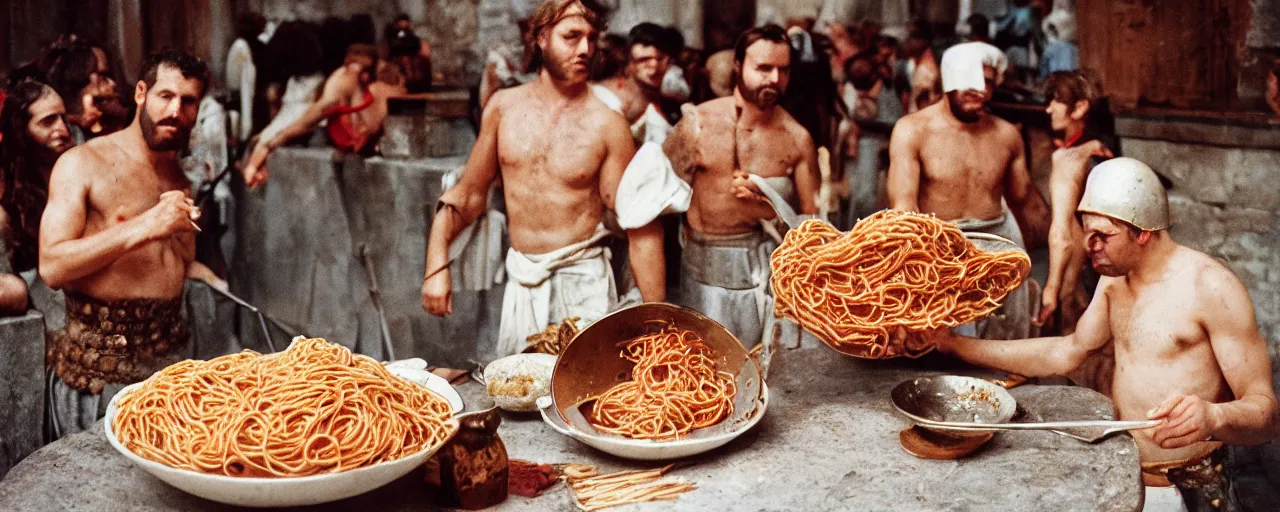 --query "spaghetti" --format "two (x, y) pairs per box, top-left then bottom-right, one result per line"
(111, 337), (456, 477)
(771, 210), (1030, 358)
(585, 323), (737, 440)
